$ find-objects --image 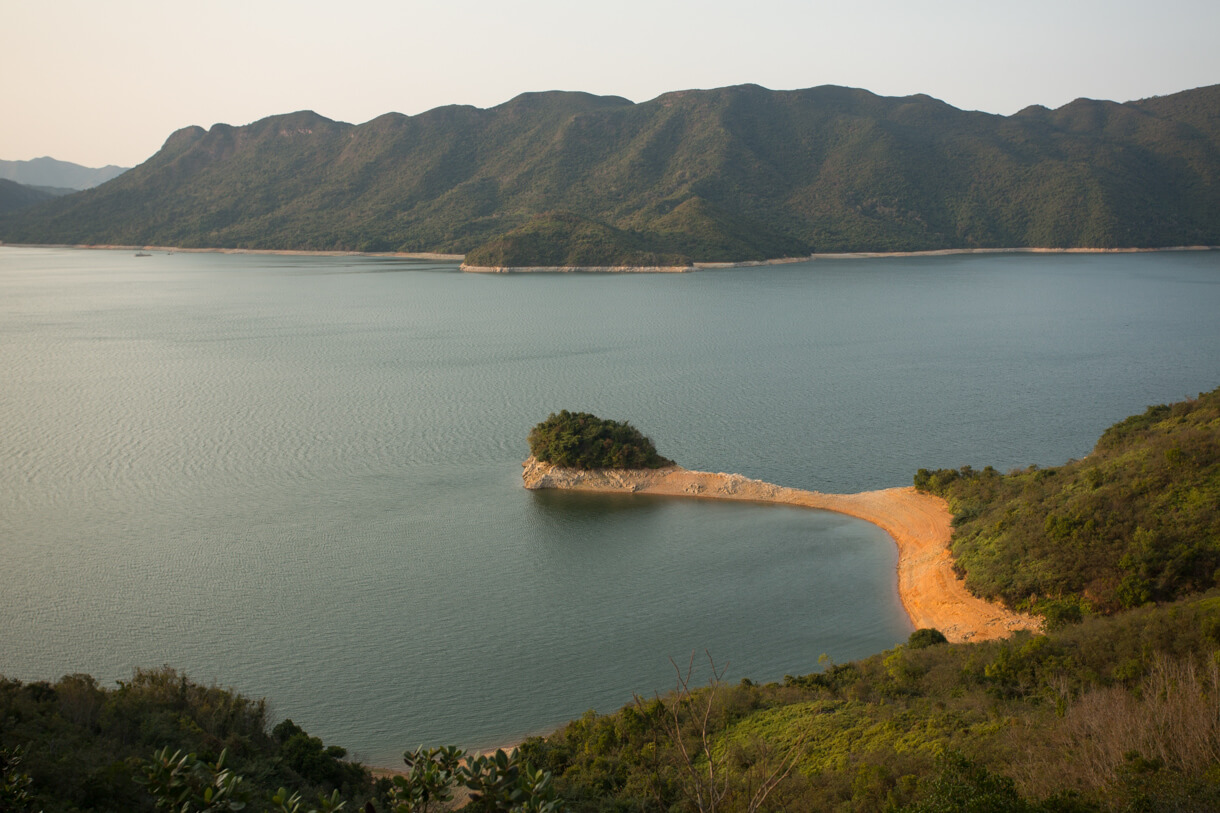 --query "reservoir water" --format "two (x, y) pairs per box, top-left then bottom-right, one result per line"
(2, 246), (1218, 765)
